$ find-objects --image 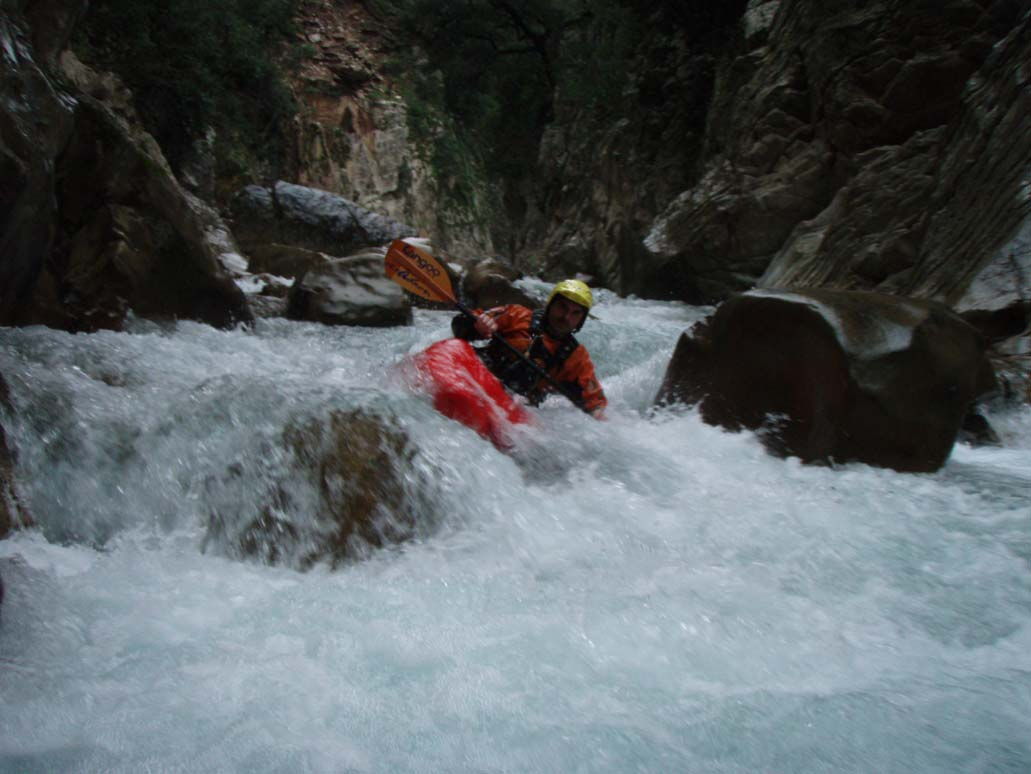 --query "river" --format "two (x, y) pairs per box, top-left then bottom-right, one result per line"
(1, 283), (1029, 772)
